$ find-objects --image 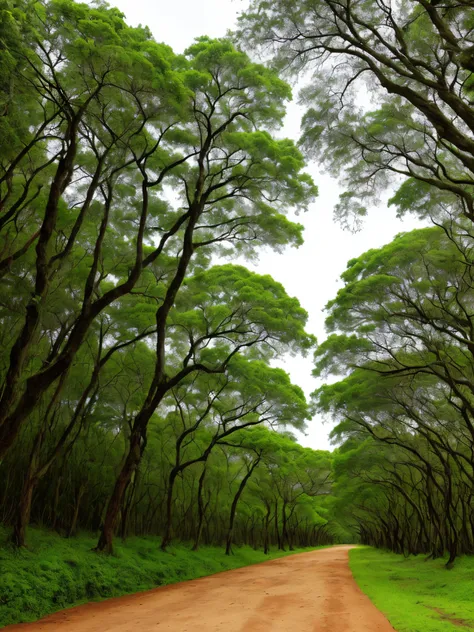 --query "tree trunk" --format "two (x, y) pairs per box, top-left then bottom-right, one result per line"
(225, 456), (260, 556)
(121, 468), (140, 542)
(281, 501), (288, 552)
(11, 426), (46, 547)
(68, 483), (85, 538)
(96, 429), (143, 553)
(192, 466), (208, 551)
(161, 469), (178, 551)
(274, 500), (282, 549)
(263, 503), (271, 554)
(12, 478), (35, 547)
(51, 474), (62, 532)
